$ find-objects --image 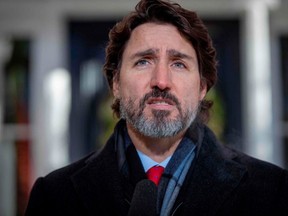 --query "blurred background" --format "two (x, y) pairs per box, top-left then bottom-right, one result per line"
(0, 0), (287, 215)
